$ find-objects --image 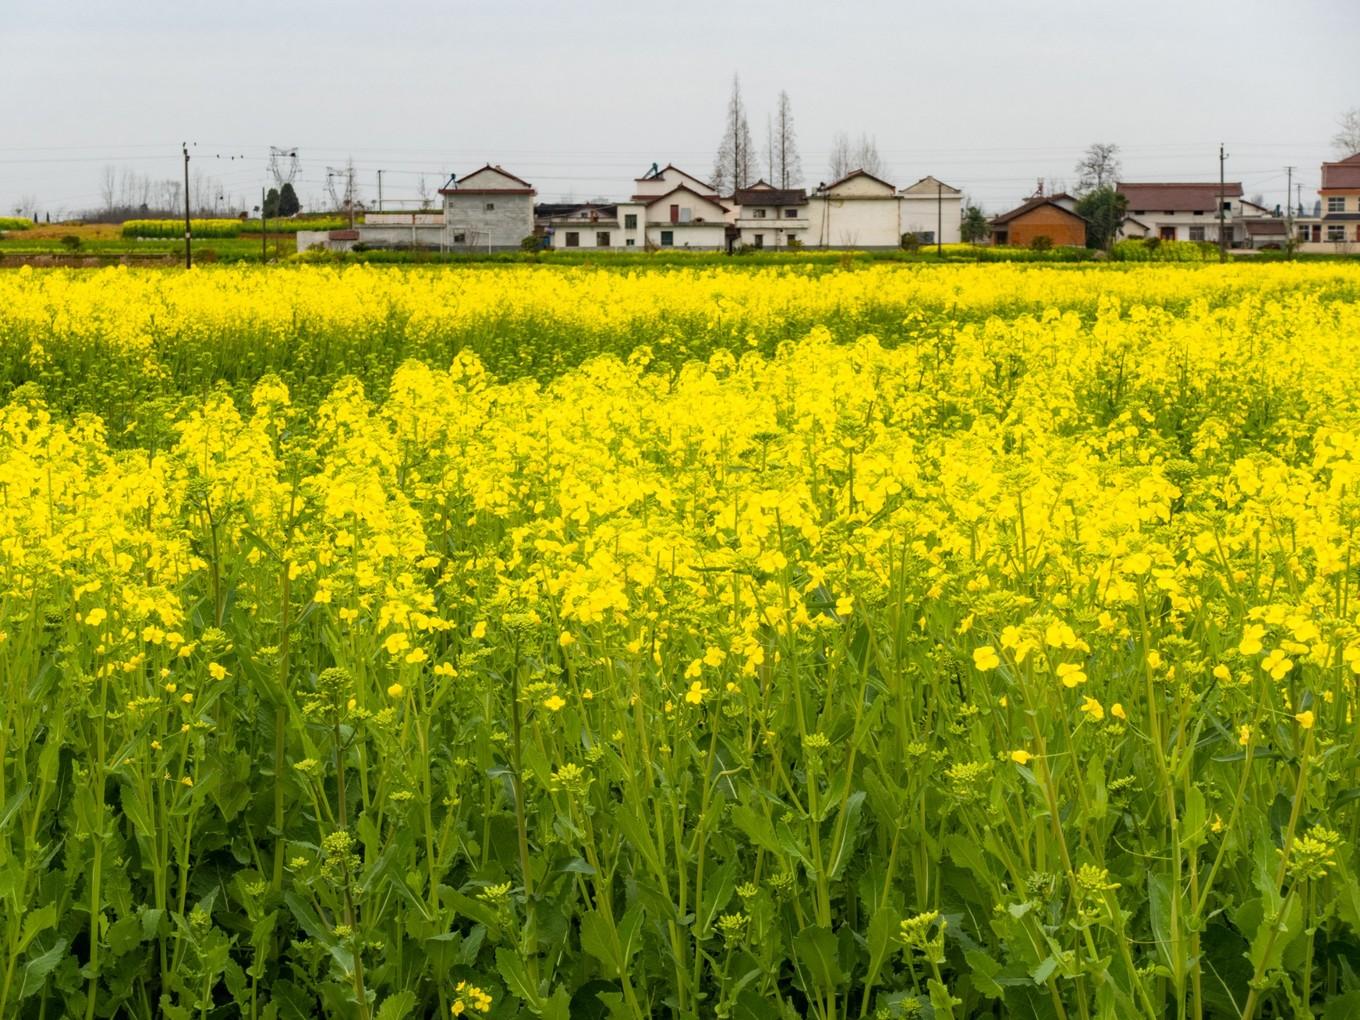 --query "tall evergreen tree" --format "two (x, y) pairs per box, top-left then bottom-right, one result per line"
(712, 74), (755, 194)
(278, 182), (301, 217)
